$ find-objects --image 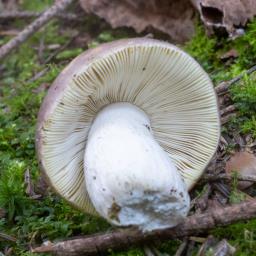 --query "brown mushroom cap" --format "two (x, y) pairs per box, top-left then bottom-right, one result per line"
(36, 38), (220, 214)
